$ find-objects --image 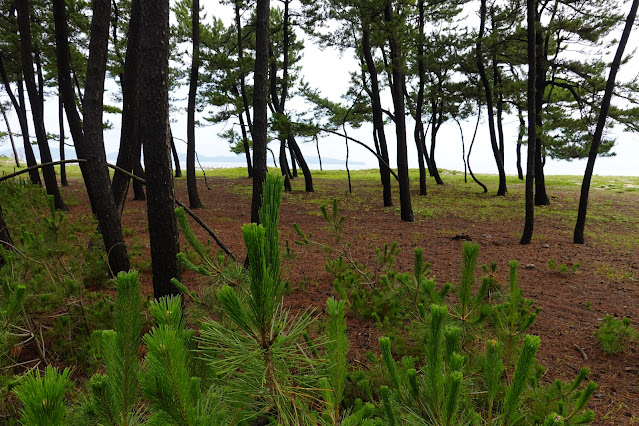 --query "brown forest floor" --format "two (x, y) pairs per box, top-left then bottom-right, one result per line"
(62, 172), (639, 424)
